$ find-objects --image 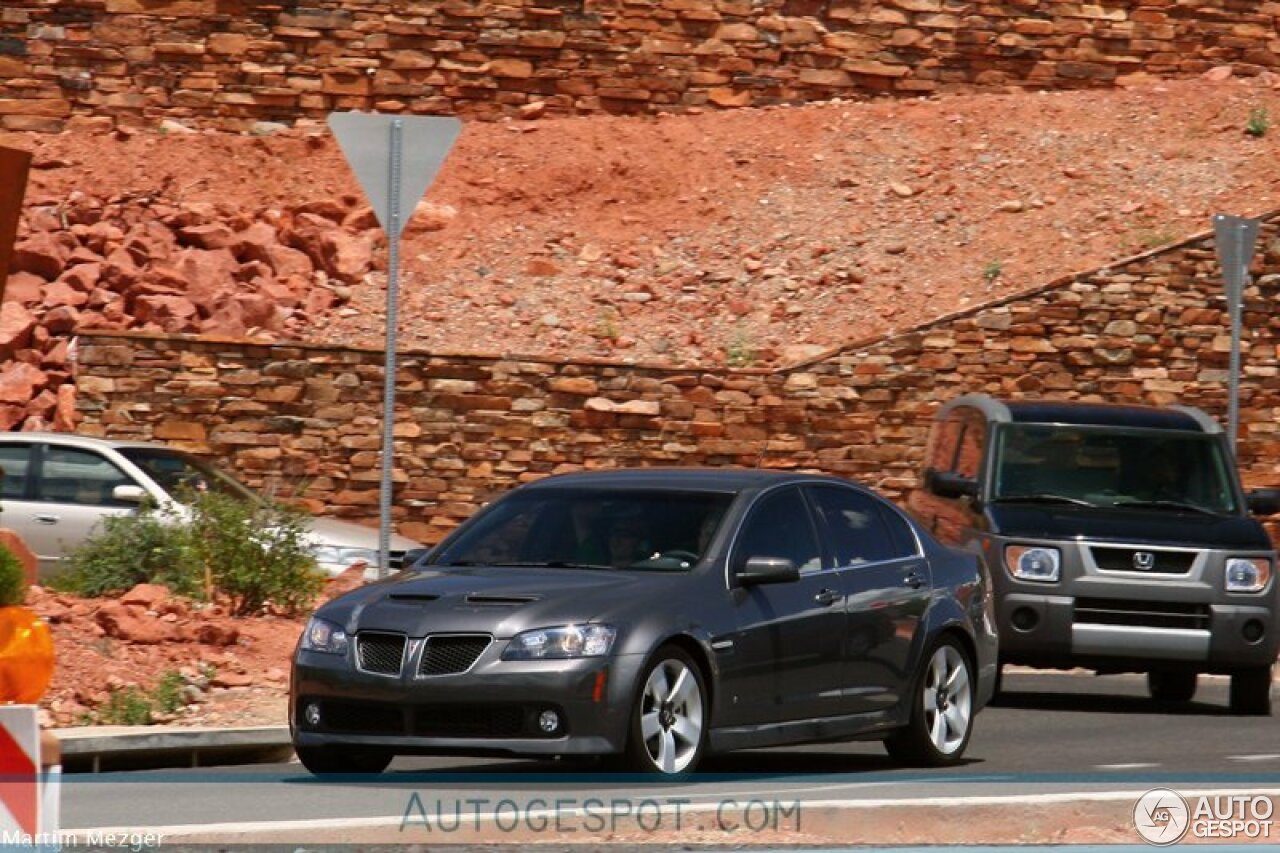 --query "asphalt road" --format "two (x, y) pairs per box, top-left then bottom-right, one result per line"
(53, 670), (1280, 846)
